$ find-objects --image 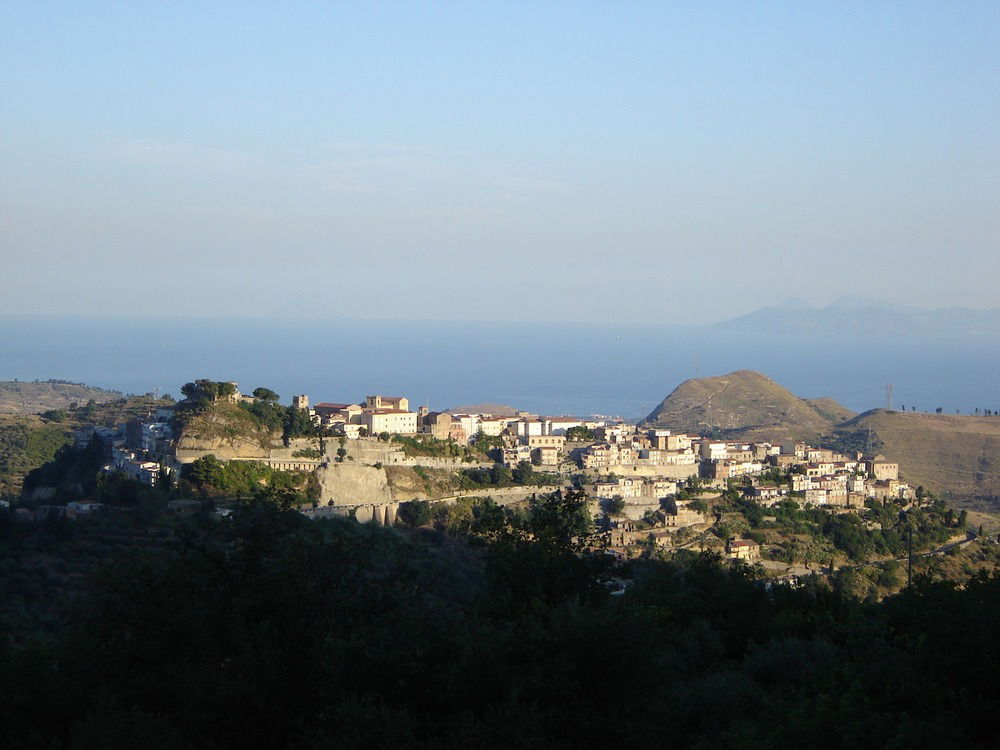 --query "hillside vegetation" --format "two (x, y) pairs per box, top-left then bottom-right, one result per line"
(0, 380), (123, 414)
(0, 416), (73, 497)
(643, 370), (854, 441)
(0, 395), (170, 498)
(3, 504), (1000, 748)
